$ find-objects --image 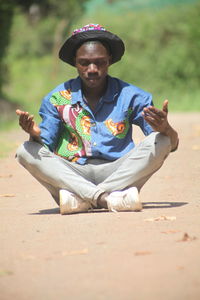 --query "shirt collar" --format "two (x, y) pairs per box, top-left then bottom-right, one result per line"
(70, 75), (119, 105)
